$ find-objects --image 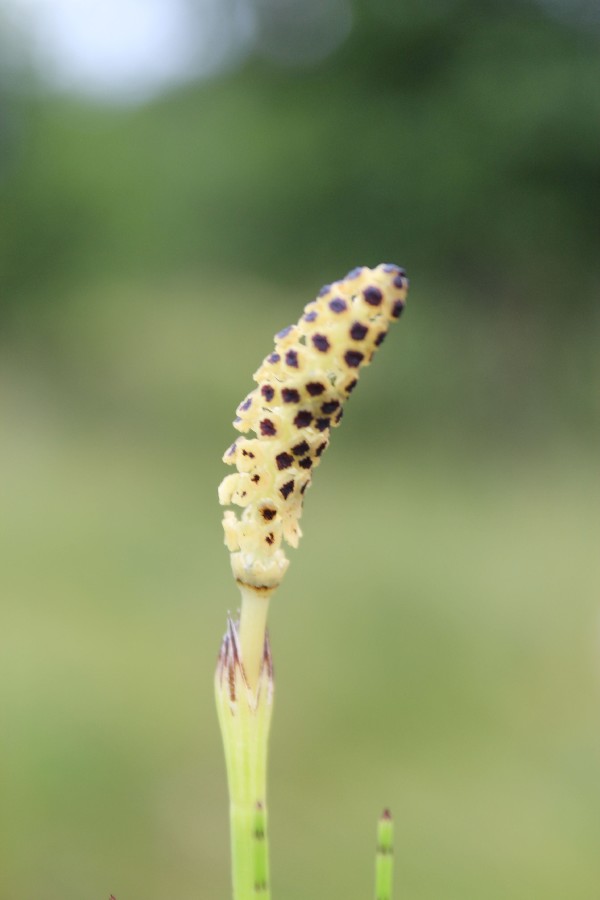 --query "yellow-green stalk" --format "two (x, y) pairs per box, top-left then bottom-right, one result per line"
(215, 618), (273, 900)
(216, 263), (409, 899)
(375, 809), (394, 900)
